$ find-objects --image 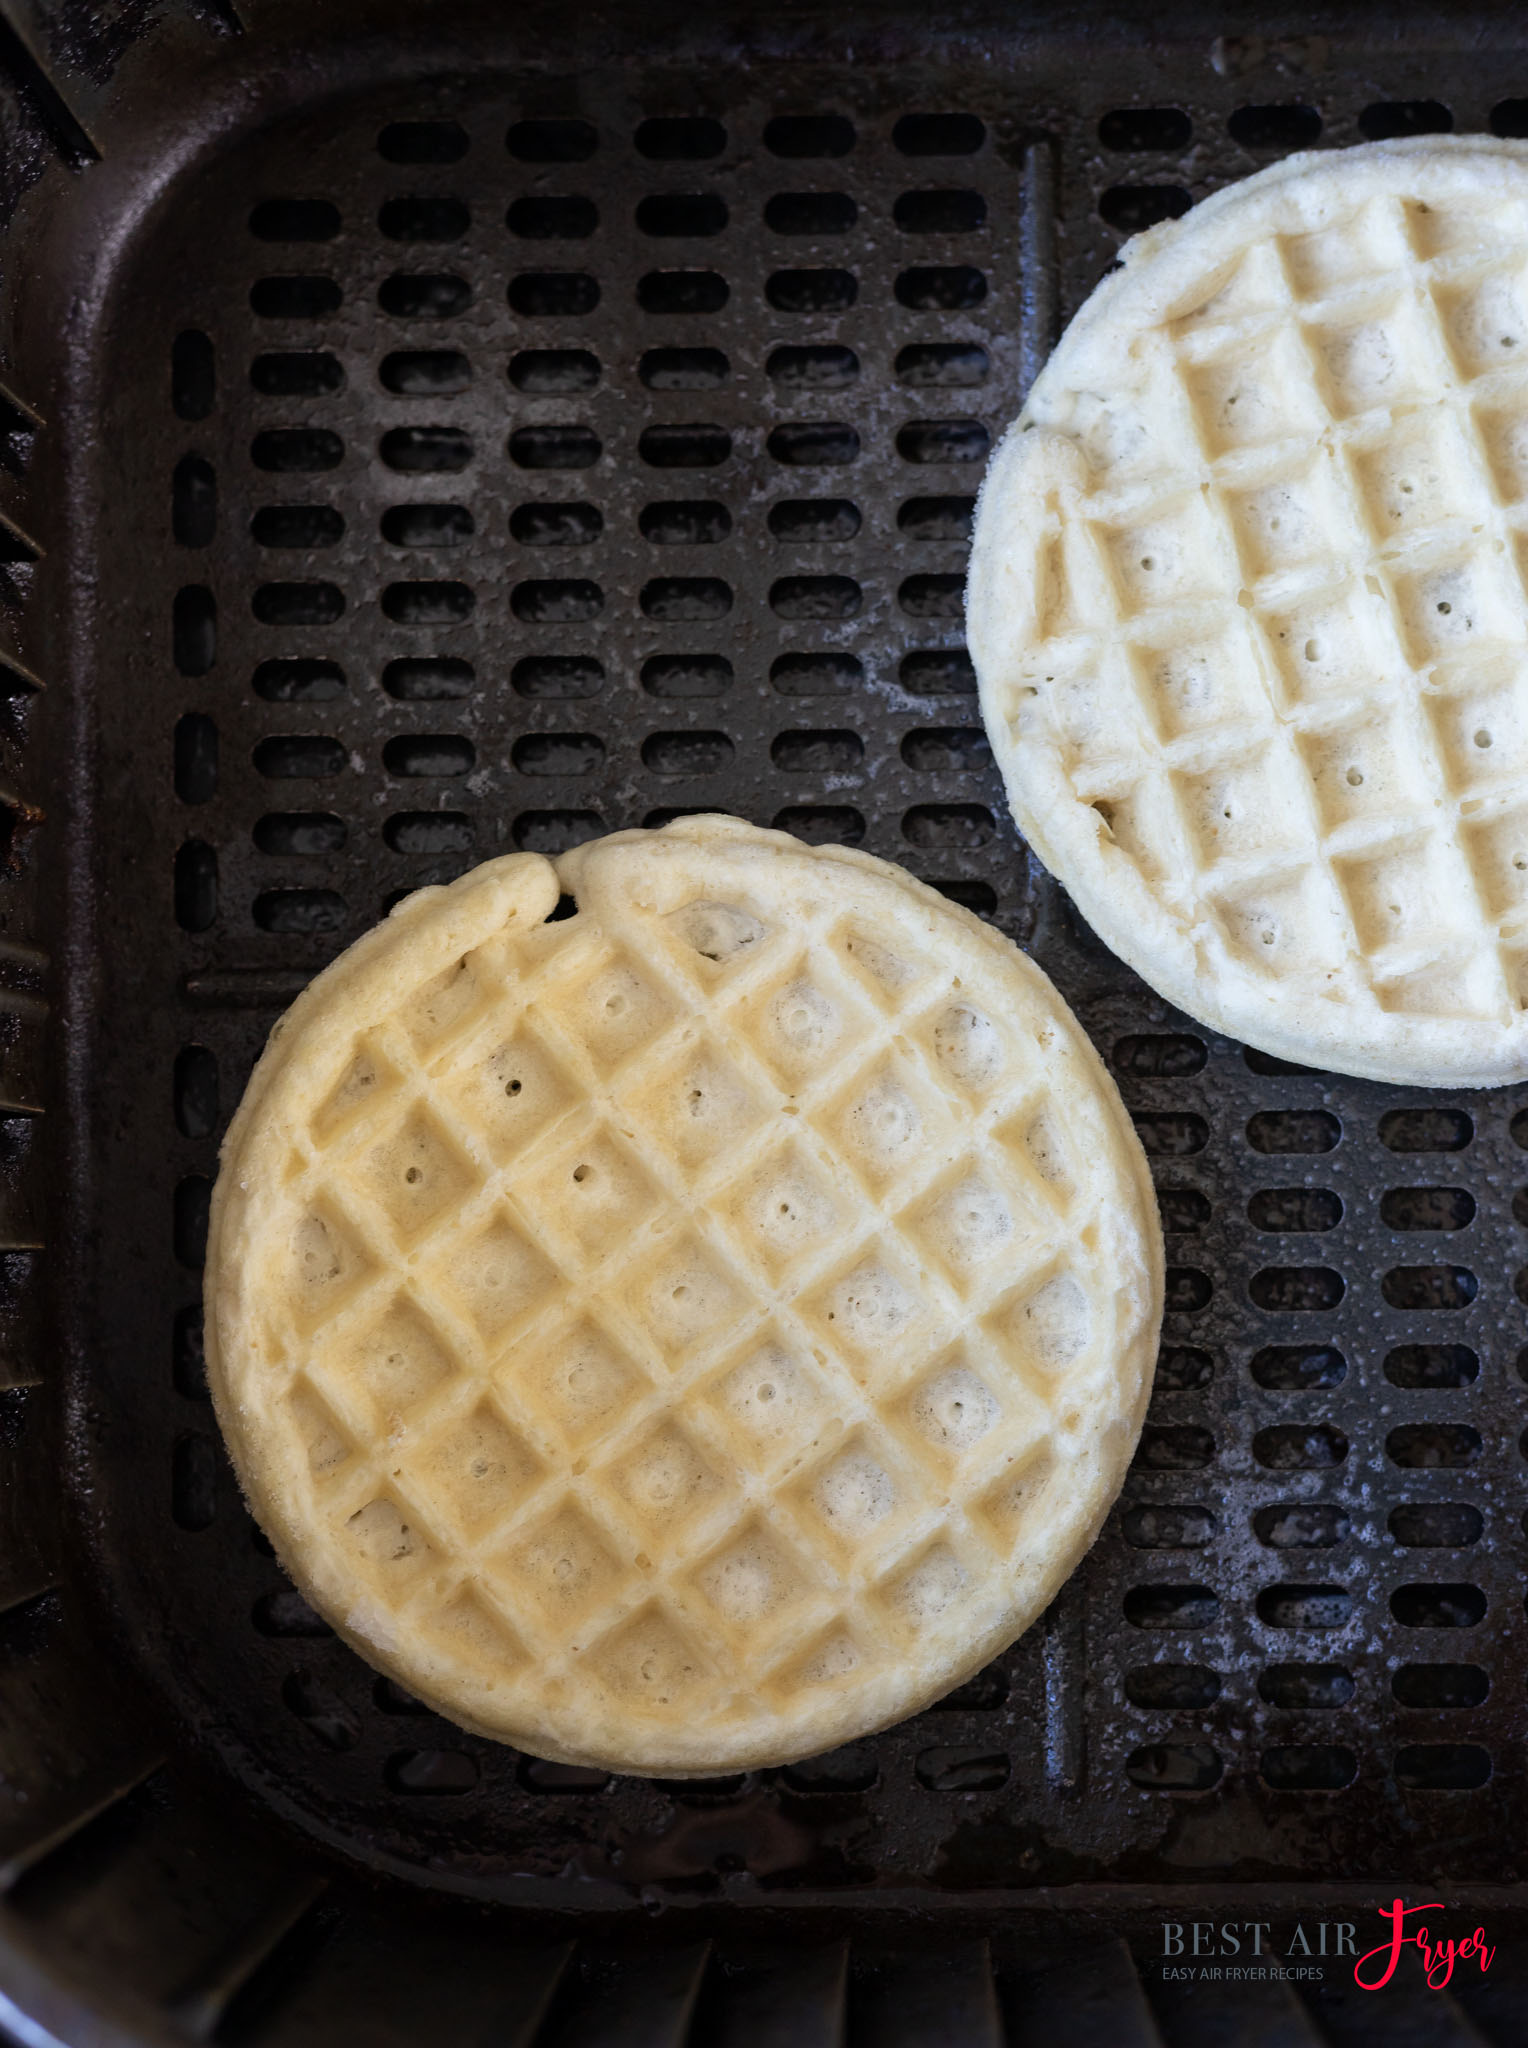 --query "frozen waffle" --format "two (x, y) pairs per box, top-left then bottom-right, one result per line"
(969, 136), (1528, 1084)
(205, 818), (1162, 1774)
